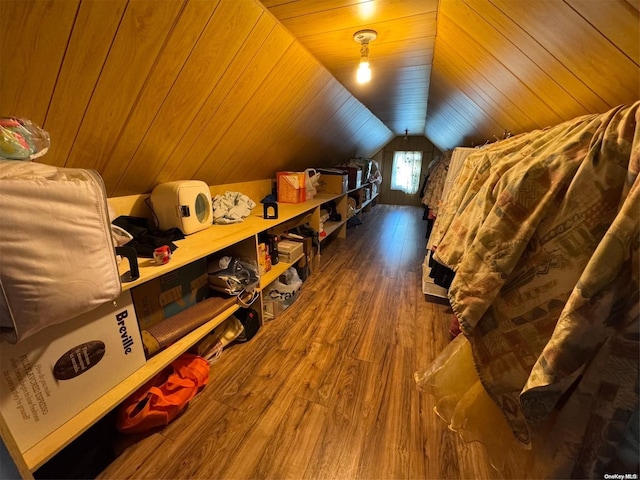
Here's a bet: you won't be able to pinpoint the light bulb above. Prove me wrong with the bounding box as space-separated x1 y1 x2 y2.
357 60 371 83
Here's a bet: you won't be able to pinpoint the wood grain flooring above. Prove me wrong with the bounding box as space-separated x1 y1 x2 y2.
98 205 527 480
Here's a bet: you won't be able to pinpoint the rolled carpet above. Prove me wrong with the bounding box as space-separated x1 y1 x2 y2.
142 296 237 357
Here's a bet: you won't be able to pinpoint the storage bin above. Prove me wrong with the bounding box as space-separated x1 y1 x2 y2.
277 172 306 203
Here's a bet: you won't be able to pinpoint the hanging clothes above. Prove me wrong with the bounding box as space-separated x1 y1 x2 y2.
421 150 451 216
415 101 640 478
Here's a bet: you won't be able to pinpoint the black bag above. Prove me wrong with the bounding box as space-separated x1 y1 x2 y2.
235 308 260 342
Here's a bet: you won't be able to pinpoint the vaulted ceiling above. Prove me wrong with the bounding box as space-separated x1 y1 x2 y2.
262 0 639 151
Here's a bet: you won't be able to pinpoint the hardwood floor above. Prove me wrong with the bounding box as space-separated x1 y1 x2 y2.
98 205 525 480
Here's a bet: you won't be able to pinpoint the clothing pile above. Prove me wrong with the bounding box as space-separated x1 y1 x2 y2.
212 191 256 224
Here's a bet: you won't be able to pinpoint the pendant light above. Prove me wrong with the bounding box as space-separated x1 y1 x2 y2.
353 29 377 84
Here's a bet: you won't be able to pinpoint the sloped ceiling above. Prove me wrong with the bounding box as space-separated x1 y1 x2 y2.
262 0 639 151
1 0 638 196
261 0 437 137
0 0 395 196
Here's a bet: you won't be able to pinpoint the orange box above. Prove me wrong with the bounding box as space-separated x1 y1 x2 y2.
277 172 306 203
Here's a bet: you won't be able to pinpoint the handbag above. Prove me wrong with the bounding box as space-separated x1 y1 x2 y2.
207 256 259 306
116 353 209 434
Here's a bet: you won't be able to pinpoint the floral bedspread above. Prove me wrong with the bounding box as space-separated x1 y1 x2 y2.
429 102 639 476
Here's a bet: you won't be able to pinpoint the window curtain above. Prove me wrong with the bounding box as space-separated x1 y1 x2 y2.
391 151 422 194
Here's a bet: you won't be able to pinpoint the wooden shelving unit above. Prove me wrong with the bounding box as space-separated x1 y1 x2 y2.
22 303 239 471
1 180 370 479
258 253 304 290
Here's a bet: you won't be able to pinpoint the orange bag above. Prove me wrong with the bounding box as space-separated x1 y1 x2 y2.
116 353 209 434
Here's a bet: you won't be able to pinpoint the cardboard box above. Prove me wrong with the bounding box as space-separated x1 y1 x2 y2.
131 258 209 331
316 173 348 194
339 166 362 190
283 235 318 273
277 240 304 263
0 291 145 452
277 172 306 203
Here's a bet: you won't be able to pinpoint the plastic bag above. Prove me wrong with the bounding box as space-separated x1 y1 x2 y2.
267 267 302 305
0 117 50 160
116 353 209 434
305 168 321 200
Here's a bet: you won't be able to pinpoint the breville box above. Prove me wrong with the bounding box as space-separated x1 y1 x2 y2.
277 240 304 263
0 291 145 452
131 258 209 331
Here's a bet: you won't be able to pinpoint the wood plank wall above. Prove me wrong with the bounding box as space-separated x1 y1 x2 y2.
373 136 440 207
0 0 394 197
426 0 640 150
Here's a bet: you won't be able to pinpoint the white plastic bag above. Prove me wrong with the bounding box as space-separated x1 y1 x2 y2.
305 169 321 200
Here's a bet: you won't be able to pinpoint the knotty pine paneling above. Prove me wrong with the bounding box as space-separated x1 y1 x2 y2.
373 136 440 207
0 0 393 197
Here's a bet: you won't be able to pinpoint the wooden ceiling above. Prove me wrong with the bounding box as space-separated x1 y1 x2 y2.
0 0 395 196
261 0 437 137
262 0 639 151
1 0 638 196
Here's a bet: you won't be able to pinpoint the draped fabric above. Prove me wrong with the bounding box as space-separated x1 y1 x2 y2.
416 102 640 477
421 150 451 213
390 150 422 194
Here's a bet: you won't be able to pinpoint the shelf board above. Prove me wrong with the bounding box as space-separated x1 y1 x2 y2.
258 253 304 289
22 303 239 471
320 220 346 241
118 194 341 292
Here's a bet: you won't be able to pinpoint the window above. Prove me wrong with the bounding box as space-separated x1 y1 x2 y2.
391 151 422 194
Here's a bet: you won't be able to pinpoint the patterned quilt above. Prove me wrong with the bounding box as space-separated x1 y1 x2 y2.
430 102 639 476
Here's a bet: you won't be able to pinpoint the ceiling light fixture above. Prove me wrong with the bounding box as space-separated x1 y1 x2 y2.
353 29 377 84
